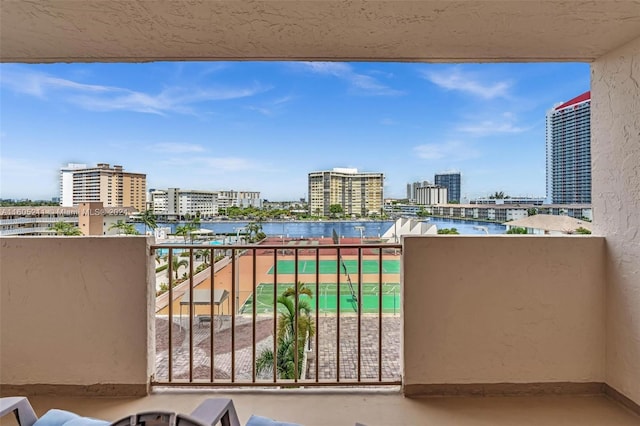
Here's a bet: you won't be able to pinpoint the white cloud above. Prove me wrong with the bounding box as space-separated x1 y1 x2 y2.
0 69 117 97
299 62 403 96
458 121 528 135
148 143 206 153
457 112 529 136
247 95 295 116
301 62 352 77
422 67 511 99
414 141 480 161
0 67 265 115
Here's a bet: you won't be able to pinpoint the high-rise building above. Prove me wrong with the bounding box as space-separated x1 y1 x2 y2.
308 168 384 217
59 163 87 207
546 91 591 204
59 163 147 211
406 180 430 202
434 172 461 203
415 185 448 205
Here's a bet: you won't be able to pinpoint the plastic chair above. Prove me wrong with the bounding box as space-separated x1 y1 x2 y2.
0 397 240 426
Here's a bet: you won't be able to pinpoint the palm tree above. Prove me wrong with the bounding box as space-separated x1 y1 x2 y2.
109 220 140 235
175 223 196 243
171 256 189 280
256 282 315 379
246 221 264 242
155 252 167 265
140 209 157 235
51 221 82 236
195 249 211 265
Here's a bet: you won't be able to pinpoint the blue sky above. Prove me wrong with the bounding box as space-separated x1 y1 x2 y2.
0 61 589 201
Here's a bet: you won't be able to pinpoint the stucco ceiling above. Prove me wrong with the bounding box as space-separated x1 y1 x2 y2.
1 1 639 63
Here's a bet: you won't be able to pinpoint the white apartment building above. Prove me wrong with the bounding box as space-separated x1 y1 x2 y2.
151 188 219 219
217 190 262 210
546 92 592 204
59 163 87 207
415 185 448 205
469 197 546 205
427 203 592 222
406 181 430 202
308 168 384 217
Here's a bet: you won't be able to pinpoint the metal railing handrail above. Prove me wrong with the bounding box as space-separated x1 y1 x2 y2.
152 241 402 388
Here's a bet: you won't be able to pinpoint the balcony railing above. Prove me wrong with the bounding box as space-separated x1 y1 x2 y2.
151 242 402 387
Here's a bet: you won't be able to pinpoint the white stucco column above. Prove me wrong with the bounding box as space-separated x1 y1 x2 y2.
591 36 640 405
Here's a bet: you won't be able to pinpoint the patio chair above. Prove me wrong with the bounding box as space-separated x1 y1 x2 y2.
0 397 305 426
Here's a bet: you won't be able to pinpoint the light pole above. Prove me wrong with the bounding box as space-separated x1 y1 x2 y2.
354 225 365 244
234 226 245 244
473 225 489 235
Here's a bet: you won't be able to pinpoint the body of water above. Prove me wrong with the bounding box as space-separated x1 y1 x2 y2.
138 218 506 237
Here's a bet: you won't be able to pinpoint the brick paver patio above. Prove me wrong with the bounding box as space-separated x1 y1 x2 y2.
155 314 400 383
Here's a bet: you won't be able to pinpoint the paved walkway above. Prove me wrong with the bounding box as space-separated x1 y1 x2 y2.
155 314 400 382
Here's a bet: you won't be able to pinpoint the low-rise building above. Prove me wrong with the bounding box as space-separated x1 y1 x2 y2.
217 190 262 210
504 214 592 235
150 188 219 220
469 197 546 205
427 204 592 222
0 203 134 236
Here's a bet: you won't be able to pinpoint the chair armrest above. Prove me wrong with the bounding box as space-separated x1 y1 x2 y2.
187 399 240 426
0 397 39 426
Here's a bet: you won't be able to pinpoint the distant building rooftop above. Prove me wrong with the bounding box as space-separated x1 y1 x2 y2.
554 91 591 110
504 214 592 233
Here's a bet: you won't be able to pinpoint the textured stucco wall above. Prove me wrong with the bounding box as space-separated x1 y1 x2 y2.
0 237 155 391
403 236 606 386
1 1 640 62
592 36 640 404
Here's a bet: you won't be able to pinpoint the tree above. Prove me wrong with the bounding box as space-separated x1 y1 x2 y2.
51 221 82 236
437 228 459 234
175 223 197 243
416 207 429 217
195 249 211 264
506 227 528 234
256 282 315 380
155 252 167 265
246 221 266 243
140 210 157 235
329 204 343 217
527 208 538 216
171 255 189 280
109 220 139 235
489 191 506 200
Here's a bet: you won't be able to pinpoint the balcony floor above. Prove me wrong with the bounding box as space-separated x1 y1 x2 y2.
10 391 639 426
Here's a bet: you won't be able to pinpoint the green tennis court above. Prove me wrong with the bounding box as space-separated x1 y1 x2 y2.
240 282 401 314
267 259 401 275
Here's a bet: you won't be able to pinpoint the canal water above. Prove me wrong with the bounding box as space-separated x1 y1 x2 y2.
139 217 506 237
